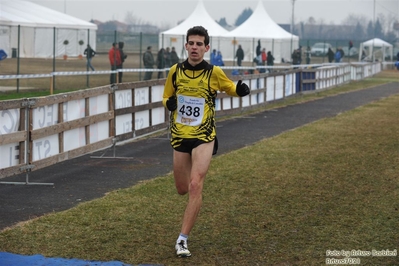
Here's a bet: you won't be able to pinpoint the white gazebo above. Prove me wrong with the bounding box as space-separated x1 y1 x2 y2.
359 38 393 62
158 0 228 60
0 0 97 58
219 0 299 63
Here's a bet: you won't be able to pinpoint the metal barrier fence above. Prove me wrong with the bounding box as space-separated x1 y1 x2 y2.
0 62 381 184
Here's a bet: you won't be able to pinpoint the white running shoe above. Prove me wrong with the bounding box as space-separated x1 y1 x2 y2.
175 240 191 257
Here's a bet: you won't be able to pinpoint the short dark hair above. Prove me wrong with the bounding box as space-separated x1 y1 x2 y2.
147 46 152 50
186 26 209 46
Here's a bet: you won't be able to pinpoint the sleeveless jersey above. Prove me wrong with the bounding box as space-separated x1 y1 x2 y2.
163 60 238 148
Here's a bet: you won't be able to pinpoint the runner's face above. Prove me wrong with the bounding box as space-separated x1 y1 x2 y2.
185 35 209 65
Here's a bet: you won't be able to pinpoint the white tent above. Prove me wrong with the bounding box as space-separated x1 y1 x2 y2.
0 0 97 58
220 0 299 63
158 0 228 60
358 38 393 62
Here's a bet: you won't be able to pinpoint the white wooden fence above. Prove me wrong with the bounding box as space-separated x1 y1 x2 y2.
0 62 381 183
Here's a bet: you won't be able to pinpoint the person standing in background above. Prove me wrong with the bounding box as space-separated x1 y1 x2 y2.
260 48 267 72
143 46 155 80
256 40 261 57
292 48 301 66
84 44 96 71
252 40 263 66
235 44 244 66
298 46 302 64
305 46 311 64
164 47 172 76
156 48 166 79
335 48 344 63
210 49 217 65
214 51 224 66
118 42 127 83
327 48 335 63
261 48 267 65
170 47 180 66
266 51 274 72
108 42 121 84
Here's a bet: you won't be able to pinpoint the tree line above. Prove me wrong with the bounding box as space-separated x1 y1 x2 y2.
97 8 398 45
217 8 398 44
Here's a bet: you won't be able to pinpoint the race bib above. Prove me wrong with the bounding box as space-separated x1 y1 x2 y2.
176 95 205 126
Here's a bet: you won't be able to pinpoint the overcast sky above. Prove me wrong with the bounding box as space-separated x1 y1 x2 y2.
29 0 398 28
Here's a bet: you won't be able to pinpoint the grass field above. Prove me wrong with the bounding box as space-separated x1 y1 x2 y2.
0 54 146 91
0 71 398 265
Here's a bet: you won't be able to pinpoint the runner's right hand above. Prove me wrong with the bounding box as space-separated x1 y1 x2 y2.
166 96 177 111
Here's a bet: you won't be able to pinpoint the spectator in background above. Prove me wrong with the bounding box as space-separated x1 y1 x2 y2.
118 41 127 82
143 46 155 80
214 51 224 66
0 49 7 61
252 40 262 66
305 46 311 64
298 46 303 64
84 44 96 71
261 48 267 65
266 51 274 72
164 47 172 76
396 51 399 61
327 48 335 63
235 44 244 66
256 39 261 59
361 49 367 61
292 48 301 65
210 49 217 65
339 48 345 61
170 47 179 66
164 47 171 68
108 42 121 84
335 48 344 63
156 48 166 79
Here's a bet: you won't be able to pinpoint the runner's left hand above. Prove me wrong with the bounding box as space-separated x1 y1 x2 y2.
236 80 250 97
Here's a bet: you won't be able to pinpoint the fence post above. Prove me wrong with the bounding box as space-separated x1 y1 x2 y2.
50 76 54 95
86 28 90 88
17 25 20 93
0 100 54 186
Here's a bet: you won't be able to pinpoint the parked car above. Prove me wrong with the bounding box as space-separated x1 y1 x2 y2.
311 42 332 56
342 47 359 57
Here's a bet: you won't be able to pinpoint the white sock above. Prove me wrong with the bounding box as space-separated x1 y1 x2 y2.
177 233 188 244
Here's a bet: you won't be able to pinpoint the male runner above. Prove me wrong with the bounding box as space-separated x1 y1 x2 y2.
162 25 250 257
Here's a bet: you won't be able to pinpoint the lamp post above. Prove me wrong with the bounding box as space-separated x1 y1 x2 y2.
372 0 375 62
290 0 297 57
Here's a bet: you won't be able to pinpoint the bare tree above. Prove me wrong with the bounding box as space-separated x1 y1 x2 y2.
342 14 369 29
125 11 143 25
158 21 172 31
307 17 316 25
377 13 387 34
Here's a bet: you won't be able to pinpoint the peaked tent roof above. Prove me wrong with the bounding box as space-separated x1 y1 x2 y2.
161 0 228 36
0 0 97 30
222 1 297 39
361 38 392 47
359 38 393 61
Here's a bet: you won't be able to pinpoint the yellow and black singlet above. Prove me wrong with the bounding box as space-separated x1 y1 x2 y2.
163 60 239 149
